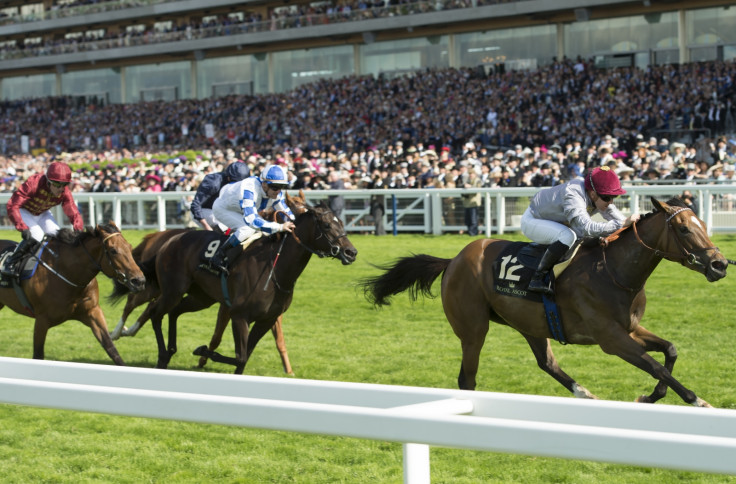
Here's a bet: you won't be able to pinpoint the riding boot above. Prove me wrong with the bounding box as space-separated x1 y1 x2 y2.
2 238 39 277
209 234 240 274
527 241 570 296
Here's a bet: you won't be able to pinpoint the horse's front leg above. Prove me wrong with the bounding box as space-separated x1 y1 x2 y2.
32 318 50 360
629 325 677 404
599 329 711 407
231 315 250 374
150 310 171 369
78 306 125 366
197 304 231 368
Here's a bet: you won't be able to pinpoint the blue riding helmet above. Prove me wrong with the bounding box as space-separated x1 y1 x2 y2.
262 164 288 187
225 161 250 182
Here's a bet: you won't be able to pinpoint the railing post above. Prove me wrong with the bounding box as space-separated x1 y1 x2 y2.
403 443 430 484
157 196 166 232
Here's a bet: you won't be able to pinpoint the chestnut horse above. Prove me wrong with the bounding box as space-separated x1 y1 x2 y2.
112 194 357 373
361 197 728 406
0 223 145 364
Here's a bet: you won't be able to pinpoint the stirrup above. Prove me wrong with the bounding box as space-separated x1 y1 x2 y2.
528 277 553 296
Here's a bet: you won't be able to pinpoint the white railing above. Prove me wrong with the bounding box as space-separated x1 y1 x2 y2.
1 356 736 482
1 184 735 235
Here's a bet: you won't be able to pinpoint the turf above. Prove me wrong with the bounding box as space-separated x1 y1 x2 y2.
0 230 735 483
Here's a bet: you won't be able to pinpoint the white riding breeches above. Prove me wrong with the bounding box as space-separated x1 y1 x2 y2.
19 208 60 242
212 203 258 242
199 208 227 232
521 208 576 247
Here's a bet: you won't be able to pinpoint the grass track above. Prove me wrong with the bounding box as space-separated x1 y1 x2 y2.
1 230 736 483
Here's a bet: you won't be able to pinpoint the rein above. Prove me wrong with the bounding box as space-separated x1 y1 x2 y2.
47 231 125 287
600 207 719 291
264 208 348 293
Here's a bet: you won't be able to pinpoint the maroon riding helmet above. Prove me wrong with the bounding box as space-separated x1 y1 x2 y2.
584 166 626 196
46 162 72 184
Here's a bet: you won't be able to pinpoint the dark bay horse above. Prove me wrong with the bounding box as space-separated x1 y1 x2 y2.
361 197 728 406
109 227 293 375
0 223 145 364
113 194 357 373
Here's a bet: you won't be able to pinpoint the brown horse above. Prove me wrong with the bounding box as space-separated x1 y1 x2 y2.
112 194 357 373
0 223 145 364
109 228 294 375
361 197 728 406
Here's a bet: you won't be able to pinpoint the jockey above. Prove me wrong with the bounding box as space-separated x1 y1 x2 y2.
520 166 640 295
190 161 250 231
209 164 296 274
2 162 84 277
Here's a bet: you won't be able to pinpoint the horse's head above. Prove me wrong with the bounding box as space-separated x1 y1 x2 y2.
286 189 309 216
651 197 727 282
96 222 147 292
294 201 357 265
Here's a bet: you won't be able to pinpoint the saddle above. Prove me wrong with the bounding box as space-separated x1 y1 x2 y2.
0 245 42 287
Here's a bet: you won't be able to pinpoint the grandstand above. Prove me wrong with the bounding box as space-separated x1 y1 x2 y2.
0 0 733 102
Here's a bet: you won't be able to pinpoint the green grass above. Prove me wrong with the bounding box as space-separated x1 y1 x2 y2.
1 230 736 483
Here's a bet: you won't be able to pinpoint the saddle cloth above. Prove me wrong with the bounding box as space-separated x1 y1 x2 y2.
492 241 579 302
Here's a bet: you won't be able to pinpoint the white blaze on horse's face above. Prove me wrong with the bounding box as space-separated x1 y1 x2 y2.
690 215 703 231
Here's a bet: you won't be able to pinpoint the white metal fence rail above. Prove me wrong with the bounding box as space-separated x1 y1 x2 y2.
1 357 736 482
2 184 735 235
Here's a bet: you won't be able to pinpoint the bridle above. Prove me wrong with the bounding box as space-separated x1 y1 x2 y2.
266 207 349 293
600 207 720 291
290 208 349 259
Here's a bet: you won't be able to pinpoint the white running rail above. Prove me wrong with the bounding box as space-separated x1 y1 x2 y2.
1 356 736 482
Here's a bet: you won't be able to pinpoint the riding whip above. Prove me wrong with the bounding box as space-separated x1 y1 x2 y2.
264 233 288 290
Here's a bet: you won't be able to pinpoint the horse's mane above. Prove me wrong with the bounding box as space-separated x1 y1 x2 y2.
52 223 119 246
638 196 687 222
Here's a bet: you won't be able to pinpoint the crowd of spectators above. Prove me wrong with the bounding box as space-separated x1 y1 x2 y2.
0 0 521 58
0 59 735 200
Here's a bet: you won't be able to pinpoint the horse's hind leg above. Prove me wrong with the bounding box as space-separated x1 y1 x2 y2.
523 335 597 399
444 301 489 390
271 315 293 375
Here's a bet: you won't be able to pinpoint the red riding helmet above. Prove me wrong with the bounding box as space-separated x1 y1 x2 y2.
46 162 72 183
584 166 626 196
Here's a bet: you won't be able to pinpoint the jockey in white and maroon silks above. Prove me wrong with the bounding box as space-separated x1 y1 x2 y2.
3 162 84 276
520 166 640 295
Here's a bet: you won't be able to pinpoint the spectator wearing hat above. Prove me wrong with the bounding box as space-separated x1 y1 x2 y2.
461 169 482 236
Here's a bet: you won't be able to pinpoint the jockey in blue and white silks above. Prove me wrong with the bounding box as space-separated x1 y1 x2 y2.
209 164 296 273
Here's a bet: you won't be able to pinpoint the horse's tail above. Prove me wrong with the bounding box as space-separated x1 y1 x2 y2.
107 255 158 306
360 254 451 307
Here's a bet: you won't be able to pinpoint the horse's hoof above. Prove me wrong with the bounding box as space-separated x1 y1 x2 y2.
192 345 207 356
694 397 713 408
635 395 653 403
